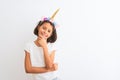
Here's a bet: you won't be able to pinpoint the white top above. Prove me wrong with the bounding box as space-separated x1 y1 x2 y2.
24 41 58 80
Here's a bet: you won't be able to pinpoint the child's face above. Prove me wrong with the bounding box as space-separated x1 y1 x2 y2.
38 22 53 40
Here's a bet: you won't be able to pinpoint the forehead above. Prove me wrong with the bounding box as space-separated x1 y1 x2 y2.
41 22 53 29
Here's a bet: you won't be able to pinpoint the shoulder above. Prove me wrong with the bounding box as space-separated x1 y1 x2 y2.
47 43 57 51
47 43 54 48
24 41 34 53
24 41 34 49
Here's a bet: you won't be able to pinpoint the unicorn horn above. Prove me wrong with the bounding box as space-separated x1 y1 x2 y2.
50 8 60 21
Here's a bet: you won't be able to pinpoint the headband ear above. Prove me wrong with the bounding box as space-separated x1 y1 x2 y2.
50 8 60 21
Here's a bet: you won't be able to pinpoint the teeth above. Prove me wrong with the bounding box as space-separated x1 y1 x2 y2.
41 33 47 38
43 34 47 38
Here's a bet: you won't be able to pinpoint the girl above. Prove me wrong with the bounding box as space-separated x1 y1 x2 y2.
24 9 60 80
25 20 58 80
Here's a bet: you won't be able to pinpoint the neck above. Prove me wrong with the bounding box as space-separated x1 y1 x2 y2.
34 39 41 47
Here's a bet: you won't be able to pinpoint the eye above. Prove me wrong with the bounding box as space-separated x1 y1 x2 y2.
48 30 51 33
42 26 46 30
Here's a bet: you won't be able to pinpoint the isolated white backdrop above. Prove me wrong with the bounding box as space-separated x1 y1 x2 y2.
0 0 120 80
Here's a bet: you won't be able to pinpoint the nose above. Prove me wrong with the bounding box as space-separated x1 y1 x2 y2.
44 30 47 34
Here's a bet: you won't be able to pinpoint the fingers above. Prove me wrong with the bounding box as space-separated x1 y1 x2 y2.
51 50 56 54
48 63 58 72
38 35 47 41
52 50 56 52
53 63 58 70
38 35 43 40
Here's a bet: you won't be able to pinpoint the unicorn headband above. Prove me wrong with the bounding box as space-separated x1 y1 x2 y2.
41 9 60 27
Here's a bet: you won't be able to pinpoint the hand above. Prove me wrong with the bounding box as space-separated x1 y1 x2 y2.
47 63 58 72
51 50 56 54
53 63 58 70
38 35 47 48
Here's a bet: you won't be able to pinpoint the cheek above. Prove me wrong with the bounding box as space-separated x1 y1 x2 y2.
38 30 42 36
38 32 40 36
48 33 52 38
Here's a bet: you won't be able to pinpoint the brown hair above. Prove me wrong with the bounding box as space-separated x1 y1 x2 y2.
34 20 57 43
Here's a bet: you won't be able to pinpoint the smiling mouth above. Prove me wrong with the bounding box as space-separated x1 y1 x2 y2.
41 33 48 38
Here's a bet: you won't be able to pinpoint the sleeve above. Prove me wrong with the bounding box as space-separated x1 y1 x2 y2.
48 43 59 63
24 42 31 53
48 43 57 52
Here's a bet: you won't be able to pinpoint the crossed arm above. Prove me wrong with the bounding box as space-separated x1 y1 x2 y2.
24 50 57 73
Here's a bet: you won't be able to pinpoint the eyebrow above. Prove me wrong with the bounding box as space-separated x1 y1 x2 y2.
43 25 52 31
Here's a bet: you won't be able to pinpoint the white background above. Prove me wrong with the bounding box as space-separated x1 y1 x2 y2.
0 0 120 80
